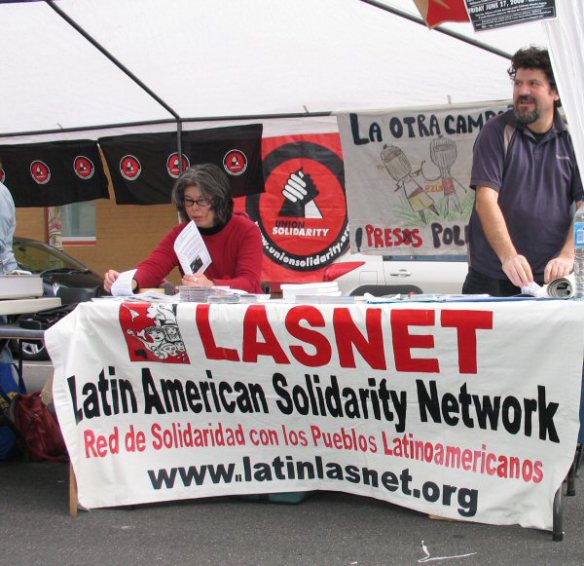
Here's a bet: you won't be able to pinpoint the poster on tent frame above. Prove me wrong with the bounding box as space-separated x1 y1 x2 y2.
466 0 556 32
337 101 510 257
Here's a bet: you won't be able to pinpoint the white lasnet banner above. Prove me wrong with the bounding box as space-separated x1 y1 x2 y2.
46 299 584 530
337 101 511 256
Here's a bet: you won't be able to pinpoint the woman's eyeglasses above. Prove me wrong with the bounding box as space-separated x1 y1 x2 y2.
184 197 212 208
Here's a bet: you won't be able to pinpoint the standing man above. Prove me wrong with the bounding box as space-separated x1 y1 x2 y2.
463 46 584 296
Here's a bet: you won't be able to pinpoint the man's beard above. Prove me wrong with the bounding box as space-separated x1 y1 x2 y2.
513 96 539 125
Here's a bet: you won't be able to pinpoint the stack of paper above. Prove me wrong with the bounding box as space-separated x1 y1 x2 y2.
294 294 355 304
208 294 241 304
280 281 341 301
0 273 43 299
179 286 244 303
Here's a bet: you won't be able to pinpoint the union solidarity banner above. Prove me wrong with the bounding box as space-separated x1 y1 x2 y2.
337 101 510 257
0 140 109 207
46 299 584 530
99 125 264 205
243 133 349 283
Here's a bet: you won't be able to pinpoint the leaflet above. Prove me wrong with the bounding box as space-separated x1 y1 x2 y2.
173 221 212 276
521 273 574 299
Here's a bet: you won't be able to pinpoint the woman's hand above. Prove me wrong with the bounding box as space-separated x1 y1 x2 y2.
104 269 120 293
182 273 214 288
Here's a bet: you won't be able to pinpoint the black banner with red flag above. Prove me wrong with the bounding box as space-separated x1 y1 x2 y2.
99 124 264 205
0 140 109 207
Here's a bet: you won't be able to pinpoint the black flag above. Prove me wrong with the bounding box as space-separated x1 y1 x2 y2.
0 140 109 207
99 124 264 205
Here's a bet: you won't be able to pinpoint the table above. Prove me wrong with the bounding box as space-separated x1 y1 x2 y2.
0 297 60 389
46 299 584 533
0 297 60 316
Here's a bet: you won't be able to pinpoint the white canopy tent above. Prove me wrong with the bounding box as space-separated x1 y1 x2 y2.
544 2 584 180
1 0 547 143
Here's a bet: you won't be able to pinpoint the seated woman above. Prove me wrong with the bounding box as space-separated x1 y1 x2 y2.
104 163 263 294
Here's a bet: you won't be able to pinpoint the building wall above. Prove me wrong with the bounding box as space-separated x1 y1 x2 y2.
14 193 183 287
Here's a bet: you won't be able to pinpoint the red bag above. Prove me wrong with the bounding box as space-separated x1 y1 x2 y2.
10 393 67 462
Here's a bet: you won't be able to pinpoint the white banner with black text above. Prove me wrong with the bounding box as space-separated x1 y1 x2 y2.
46 299 584 530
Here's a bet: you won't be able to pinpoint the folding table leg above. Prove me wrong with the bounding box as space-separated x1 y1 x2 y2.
69 462 78 517
567 451 578 496
552 488 563 541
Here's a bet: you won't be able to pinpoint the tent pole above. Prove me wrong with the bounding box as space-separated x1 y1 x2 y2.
43 0 181 123
357 0 513 60
177 120 184 174
43 0 184 153
0 112 333 140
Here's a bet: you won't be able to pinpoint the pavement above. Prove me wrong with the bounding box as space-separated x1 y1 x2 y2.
1 363 584 566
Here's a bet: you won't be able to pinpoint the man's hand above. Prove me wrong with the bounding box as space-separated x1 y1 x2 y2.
501 255 534 288
544 256 573 284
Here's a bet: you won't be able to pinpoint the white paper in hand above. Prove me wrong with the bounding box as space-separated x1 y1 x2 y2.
520 281 544 297
173 221 212 275
111 269 138 296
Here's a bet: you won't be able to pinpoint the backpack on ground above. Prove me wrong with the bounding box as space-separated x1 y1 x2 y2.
0 365 68 462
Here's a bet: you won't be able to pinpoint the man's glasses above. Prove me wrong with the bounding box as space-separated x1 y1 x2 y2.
184 197 212 208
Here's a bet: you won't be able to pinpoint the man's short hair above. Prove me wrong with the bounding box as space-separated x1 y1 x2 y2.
508 46 559 107
508 46 556 89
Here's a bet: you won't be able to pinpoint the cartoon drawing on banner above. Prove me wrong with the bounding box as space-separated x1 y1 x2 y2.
428 136 465 216
119 303 189 363
380 136 471 226
380 144 438 225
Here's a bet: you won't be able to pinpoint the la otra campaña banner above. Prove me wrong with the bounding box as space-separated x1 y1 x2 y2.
337 101 510 256
46 300 584 530
235 133 349 284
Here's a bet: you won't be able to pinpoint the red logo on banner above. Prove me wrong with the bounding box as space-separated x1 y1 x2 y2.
166 153 190 178
223 149 248 176
30 160 51 185
0 168 5 183
247 137 349 274
74 155 95 180
119 303 190 364
120 155 142 181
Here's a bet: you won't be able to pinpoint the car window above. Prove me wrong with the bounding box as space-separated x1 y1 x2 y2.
13 241 86 273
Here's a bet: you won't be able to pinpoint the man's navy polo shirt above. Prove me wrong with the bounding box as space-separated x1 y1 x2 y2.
468 109 583 281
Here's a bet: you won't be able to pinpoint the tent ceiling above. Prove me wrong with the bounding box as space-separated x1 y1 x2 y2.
1 0 546 141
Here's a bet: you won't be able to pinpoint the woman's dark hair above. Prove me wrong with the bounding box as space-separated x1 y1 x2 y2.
171 163 234 225
507 46 560 106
